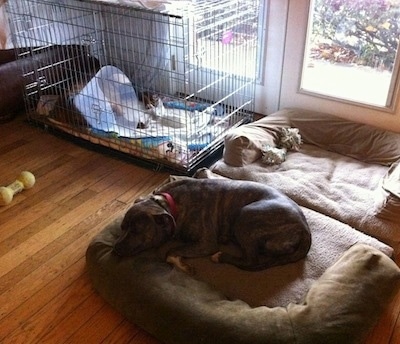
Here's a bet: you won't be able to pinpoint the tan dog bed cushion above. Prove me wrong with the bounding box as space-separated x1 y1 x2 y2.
86 215 400 344
224 108 400 167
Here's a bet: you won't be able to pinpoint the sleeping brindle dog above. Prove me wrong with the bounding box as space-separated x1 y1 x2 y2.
113 179 311 274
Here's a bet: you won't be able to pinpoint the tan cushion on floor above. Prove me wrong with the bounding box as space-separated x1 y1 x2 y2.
223 108 400 167
287 244 400 344
87 216 400 344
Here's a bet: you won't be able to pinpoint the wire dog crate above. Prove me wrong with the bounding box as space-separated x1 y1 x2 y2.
6 0 260 173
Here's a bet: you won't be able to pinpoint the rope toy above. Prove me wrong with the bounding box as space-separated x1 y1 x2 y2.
0 171 36 206
261 127 302 165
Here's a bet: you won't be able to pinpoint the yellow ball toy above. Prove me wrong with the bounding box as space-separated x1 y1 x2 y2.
0 171 36 206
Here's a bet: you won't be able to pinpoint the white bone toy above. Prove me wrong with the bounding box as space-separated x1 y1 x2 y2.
0 171 36 206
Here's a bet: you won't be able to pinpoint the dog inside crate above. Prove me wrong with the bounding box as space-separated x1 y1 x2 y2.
7 0 258 171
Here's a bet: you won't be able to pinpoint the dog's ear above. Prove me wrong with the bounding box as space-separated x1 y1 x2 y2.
134 196 148 204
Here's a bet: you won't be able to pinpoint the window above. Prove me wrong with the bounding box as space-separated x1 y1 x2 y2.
301 0 400 108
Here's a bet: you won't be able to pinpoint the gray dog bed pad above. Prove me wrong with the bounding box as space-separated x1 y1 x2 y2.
86 214 400 344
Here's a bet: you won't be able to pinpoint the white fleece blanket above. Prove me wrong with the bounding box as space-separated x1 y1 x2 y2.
212 144 400 251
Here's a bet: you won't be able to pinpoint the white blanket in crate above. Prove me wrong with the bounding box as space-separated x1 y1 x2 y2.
74 65 214 145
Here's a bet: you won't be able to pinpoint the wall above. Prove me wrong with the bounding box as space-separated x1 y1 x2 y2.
254 0 288 115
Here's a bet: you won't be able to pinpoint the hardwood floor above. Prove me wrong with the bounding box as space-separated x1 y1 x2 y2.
1 116 167 343
1 116 399 343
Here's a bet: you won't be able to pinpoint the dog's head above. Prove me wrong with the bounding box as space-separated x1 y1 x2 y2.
113 196 175 256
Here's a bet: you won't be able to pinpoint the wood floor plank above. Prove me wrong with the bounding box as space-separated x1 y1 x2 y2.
384 292 400 344
0 152 116 239
128 331 161 344
390 315 400 344
0 202 76 257
89 163 151 193
0 138 29 155
0 132 69 178
36 292 108 344
33 154 77 179
116 172 169 205
0 199 58 242
62 301 127 344
3 272 95 344
0 120 27 144
0 199 126 324
0 210 122 342
101 320 144 344
0 154 94 233
0 190 100 293
0 258 87 342
364 292 400 343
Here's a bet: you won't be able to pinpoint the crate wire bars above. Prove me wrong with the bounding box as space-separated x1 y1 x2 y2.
6 0 260 173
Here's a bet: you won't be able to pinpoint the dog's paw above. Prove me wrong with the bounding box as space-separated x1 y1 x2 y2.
211 251 222 263
166 255 195 275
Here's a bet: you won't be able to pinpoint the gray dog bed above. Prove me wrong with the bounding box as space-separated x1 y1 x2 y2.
86 213 400 344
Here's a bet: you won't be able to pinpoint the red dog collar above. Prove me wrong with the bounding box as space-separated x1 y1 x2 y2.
159 192 178 220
